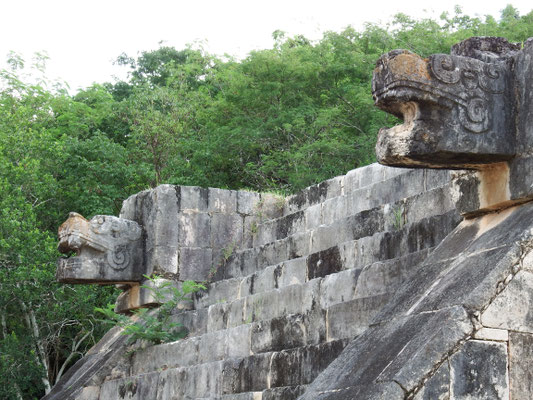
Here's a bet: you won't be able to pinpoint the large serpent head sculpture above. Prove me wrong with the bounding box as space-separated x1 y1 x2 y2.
372 37 521 169
57 212 144 284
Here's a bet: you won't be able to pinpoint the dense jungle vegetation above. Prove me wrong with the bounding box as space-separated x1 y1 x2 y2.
1 5 533 398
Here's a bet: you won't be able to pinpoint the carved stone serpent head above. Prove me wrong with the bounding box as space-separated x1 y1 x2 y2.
372 37 520 169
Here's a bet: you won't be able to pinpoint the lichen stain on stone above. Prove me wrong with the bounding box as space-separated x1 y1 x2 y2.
476 205 515 238
478 162 511 209
388 52 431 82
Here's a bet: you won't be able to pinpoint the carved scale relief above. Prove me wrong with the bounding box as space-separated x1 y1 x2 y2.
430 54 505 133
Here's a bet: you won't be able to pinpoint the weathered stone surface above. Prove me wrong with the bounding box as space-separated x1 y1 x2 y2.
301 306 472 399
57 212 143 283
326 294 390 341
373 38 516 168
100 372 159 400
412 361 449 400
262 385 306 400
178 210 210 247
450 340 509 399
474 327 509 341
179 185 209 211
481 269 533 333
179 247 213 281
509 331 533 399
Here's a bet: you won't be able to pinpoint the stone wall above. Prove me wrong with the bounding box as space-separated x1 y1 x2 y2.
44 163 466 400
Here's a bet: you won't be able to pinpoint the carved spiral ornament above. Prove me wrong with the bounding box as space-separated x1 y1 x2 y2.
430 54 461 84
479 63 505 93
459 97 489 133
107 245 130 271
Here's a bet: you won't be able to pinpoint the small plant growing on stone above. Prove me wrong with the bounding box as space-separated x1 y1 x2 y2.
391 205 405 230
95 275 205 345
250 221 258 235
223 242 236 261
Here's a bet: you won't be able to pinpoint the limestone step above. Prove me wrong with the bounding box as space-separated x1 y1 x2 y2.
157 259 427 369
252 171 454 250
196 386 307 400
282 164 451 217
99 341 346 399
220 186 459 283
195 241 433 311
198 206 459 312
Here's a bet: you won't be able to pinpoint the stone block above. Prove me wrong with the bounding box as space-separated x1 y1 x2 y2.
252 265 279 293
276 210 305 240
242 216 259 249
244 291 280 324
481 270 533 333
279 258 307 287
278 279 320 317
339 240 357 270
382 165 409 181
251 314 309 354
207 302 229 332
450 340 509 399
178 211 210 247
509 331 533 399
227 324 252 358
424 169 452 191
147 245 179 276
306 181 329 206
179 247 212 281
180 185 208 211
237 190 261 215
194 278 240 309
172 308 208 337
305 203 322 230
259 193 285 219
257 240 288 268
322 196 347 226
356 163 382 188
132 336 199 374
403 186 455 226
288 231 311 259
474 327 509 341
234 353 273 393
227 298 247 328
100 372 160 400
319 268 360 308
269 340 347 387
209 188 237 214
240 248 259 277
255 219 276 247
198 330 228 363
326 294 390 341
284 191 308 215
211 213 243 249
307 246 344 280
310 225 339 253
413 361 449 400
343 168 360 193
346 186 372 215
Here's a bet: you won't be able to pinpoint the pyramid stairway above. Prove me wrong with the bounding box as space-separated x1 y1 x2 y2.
44 164 463 400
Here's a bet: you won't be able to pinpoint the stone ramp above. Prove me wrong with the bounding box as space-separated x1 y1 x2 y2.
299 202 533 399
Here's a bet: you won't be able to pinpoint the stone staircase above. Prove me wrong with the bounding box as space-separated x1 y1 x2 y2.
88 164 462 400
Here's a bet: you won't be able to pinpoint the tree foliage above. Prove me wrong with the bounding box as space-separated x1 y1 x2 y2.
1 6 533 398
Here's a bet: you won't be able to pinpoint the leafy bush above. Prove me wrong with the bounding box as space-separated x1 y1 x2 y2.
95 276 205 345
